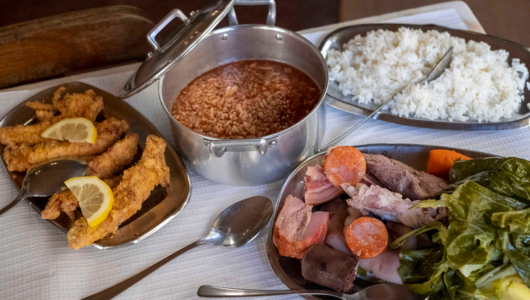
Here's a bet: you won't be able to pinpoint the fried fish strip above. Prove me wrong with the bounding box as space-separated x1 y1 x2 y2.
0 87 104 146
3 118 129 172
86 134 139 178
67 135 170 249
0 122 52 146
41 175 123 220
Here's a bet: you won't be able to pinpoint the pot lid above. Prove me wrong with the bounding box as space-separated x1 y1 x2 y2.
120 0 235 98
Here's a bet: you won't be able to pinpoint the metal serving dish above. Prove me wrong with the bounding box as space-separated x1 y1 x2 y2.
320 24 530 131
0 82 192 249
266 143 495 299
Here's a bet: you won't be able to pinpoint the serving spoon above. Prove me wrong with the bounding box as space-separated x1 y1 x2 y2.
83 195 274 300
198 283 426 300
0 158 88 216
317 47 454 152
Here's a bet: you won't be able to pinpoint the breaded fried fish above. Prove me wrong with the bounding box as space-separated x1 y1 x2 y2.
86 133 139 179
3 118 128 172
67 135 169 249
0 87 104 146
42 175 122 220
41 134 138 220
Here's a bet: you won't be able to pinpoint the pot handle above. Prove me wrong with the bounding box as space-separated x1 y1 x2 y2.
147 9 189 51
228 0 276 26
204 138 278 157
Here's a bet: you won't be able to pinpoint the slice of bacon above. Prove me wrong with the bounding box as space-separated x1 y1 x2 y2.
304 165 344 205
273 195 329 259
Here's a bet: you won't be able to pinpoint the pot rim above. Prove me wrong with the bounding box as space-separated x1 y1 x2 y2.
158 24 329 142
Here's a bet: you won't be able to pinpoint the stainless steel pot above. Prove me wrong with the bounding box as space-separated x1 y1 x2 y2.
157 1 328 185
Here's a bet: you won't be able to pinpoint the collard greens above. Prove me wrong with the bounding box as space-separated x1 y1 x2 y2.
450 157 530 205
391 178 530 299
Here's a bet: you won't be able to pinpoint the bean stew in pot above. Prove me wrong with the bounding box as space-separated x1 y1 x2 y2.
171 60 321 139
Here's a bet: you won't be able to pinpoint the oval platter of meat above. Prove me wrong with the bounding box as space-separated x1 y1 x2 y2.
0 82 192 249
267 144 530 299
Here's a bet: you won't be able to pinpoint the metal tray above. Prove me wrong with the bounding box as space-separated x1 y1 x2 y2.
0 82 192 249
319 24 530 131
266 144 496 299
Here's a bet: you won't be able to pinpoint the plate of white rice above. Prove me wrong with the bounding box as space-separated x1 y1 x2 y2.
320 24 530 130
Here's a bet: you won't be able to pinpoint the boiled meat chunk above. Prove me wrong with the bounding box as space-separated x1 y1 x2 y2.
273 195 329 259
304 165 344 205
344 183 447 228
364 154 449 200
359 250 403 284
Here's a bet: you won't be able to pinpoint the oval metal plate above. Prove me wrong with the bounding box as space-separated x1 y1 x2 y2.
0 82 192 249
266 144 497 299
319 24 530 131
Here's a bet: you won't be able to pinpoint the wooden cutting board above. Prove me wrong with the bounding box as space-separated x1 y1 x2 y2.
0 6 154 89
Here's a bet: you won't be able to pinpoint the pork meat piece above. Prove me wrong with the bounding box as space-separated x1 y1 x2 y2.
321 199 352 254
364 154 449 200
344 183 447 228
304 165 344 205
359 250 403 284
302 244 359 293
273 195 329 259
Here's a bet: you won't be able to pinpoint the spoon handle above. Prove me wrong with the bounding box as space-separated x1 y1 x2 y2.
0 191 27 216
197 285 347 299
82 239 205 300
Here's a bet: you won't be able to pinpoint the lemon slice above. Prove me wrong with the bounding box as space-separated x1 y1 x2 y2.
65 176 114 228
41 117 97 143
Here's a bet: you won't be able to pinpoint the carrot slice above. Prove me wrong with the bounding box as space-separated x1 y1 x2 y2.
427 149 472 180
323 146 366 187
345 216 388 259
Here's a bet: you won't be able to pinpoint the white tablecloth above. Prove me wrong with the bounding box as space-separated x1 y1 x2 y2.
1 8 526 300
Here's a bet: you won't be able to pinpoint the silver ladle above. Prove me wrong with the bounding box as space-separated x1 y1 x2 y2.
198 283 425 300
317 47 454 152
83 195 274 300
0 158 88 216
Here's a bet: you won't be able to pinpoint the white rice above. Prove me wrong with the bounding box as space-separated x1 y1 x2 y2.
327 27 529 122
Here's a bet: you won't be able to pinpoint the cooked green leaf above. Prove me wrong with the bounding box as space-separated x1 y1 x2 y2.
453 271 491 300
499 231 530 287
444 181 519 268
447 181 524 226
450 158 530 205
513 233 530 256
398 247 448 295
493 208 530 234
450 157 508 183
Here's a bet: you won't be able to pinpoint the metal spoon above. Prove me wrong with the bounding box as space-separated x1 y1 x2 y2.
0 158 88 216
198 283 425 300
83 195 274 300
317 47 454 152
